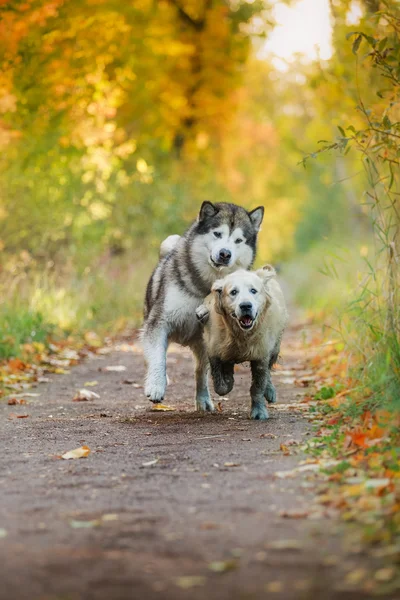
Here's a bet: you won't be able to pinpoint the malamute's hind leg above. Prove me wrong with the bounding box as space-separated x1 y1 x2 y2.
142 324 168 403
192 342 214 412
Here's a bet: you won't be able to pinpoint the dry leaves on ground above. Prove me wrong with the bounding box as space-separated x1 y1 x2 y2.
61 445 91 460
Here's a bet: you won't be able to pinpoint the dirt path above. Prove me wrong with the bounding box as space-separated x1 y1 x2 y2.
0 321 392 600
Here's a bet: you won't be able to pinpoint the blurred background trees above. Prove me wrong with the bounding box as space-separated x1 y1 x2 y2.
0 0 399 342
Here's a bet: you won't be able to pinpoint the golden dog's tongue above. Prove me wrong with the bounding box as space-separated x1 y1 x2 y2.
240 316 253 327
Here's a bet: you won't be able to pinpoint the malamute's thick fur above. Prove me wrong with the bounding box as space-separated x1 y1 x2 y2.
196 266 288 420
142 201 264 411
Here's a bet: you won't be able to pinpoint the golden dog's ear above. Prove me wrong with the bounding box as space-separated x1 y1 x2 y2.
255 264 276 300
212 279 223 294
256 264 276 282
212 279 224 315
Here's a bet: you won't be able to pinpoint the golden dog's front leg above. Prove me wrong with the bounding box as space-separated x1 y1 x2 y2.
209 357 234 396
250 360 270 420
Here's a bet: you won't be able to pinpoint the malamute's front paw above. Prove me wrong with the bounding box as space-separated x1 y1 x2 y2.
145 379 167 403
264 382 277 404
250 402 269 420
196 304 210 325
196 393 215 413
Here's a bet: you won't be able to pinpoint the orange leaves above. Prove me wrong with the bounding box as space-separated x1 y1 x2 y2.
348 429 367 449
6 358 27 373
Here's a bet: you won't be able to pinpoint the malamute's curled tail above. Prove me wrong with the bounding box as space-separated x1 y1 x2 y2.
159 234 181 259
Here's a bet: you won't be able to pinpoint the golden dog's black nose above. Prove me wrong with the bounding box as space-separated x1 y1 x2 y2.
239 302 252 313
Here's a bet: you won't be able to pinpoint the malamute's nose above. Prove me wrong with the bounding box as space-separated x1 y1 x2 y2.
218 248 231 264
239 302 252 314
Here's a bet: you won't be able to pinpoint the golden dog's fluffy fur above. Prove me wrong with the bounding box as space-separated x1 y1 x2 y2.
196 265 288 419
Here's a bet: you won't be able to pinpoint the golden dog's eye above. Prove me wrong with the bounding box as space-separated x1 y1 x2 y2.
250 288 258 295
235 238 243 244
213 231 222 239
230 289 238 297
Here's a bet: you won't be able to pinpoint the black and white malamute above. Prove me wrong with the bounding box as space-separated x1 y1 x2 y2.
142 201 264 411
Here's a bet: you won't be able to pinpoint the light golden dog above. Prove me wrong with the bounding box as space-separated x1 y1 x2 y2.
196 266 288 419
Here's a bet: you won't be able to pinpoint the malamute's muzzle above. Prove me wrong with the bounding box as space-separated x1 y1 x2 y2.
211 248 232 267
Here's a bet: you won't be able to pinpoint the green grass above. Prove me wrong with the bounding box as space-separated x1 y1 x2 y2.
0 252 154 360
0 308 55 360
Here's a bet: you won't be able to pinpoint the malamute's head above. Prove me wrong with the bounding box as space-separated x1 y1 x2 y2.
192 201 264 274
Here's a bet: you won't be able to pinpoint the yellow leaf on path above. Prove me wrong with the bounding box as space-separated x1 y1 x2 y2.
280 443 290 455
151 404 175 412
84 381 98 387
208 560 238 573
266 539 304 550
175 576 206 589
374 567 396 582
345 569 367 585
265 582 283 593
61 445 90 460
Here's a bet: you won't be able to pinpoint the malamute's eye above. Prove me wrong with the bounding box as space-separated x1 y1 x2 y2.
213 231 222 239
250 288 258 295
230 289 238 297
235 238 243 244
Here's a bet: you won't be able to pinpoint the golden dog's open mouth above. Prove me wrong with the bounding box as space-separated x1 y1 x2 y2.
238 315 254 330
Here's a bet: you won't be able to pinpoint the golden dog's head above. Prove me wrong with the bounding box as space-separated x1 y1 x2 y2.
212 265 276 332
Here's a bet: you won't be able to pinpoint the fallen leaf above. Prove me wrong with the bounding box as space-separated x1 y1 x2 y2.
374 567 396 582
7 358 26 372
345 569 367 585
208 560 238 573
217 402 223 412
69 519 100 529
260 433 277 439
150 404 175 412
73 389 100 401
349 429 367 448
7 398 27 405
84 380 98 387
279 509 309 519
101 513 118 521
265 581 283 593
103 365 126 372
0 528 7 538
266 539 304 550
8 413 29 419
223 462 241 467
61 445 91 460
280 443 290 456
141 459 159 467
175 576 206 589
199 522 219 530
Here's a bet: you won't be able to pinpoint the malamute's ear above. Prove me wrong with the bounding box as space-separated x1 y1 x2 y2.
248 206 264 231
199 201 218 221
